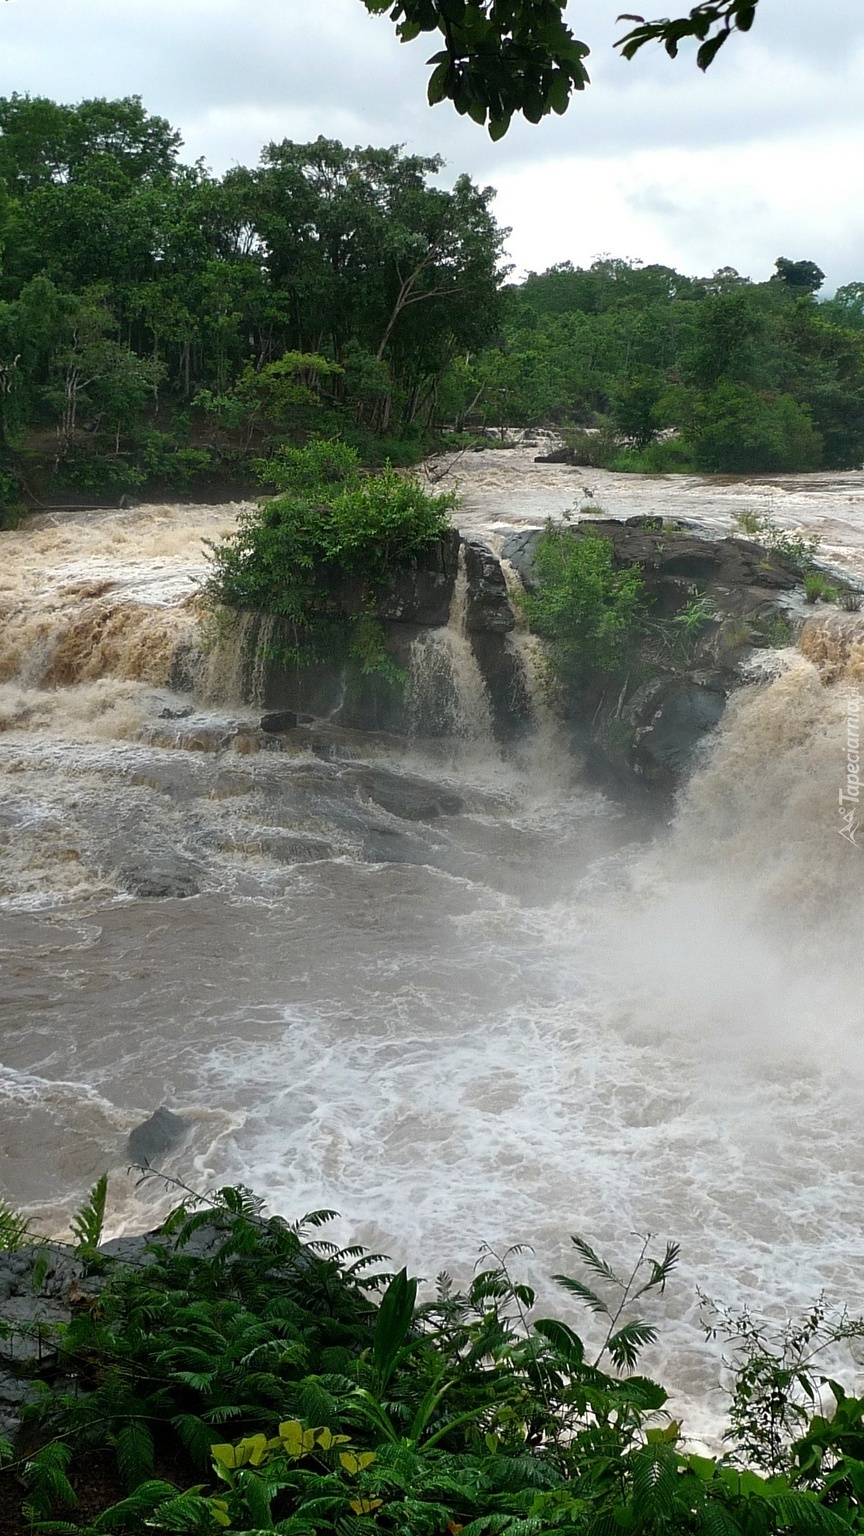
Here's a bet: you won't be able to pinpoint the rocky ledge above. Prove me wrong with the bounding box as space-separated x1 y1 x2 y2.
503 515 809 795
193 516 831 801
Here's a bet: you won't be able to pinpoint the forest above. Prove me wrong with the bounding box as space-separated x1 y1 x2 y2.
1 92 864 522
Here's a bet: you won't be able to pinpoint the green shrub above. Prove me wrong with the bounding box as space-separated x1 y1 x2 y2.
0 466 26 528
609 437 695 474
139 432 212 488
732 510 821 571
522 525 646 680
685 384 823 474
263 439 362 495
562 425 618 467
803 571 838 604
7 1183 864 1536
207 457 455 669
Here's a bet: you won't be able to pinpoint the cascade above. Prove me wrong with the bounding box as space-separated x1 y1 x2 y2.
407 544 495 742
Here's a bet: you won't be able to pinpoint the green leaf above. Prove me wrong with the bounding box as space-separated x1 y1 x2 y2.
696 32 728 69
373 1267 418 1387
114 1420 155 1491
552 1275 609 1315
71 1172 108 1254
569 1235 620 1285
0 1196 32 1251
607 1319 658 1370
533 1317 585 1362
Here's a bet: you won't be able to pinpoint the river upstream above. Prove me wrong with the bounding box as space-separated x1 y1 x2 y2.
2 448 864 1435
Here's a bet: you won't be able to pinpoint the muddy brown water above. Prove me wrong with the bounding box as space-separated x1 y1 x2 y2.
2 451 864 1435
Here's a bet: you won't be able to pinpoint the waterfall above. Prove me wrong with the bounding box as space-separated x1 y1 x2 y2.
407 546 495 742
197 610 284 707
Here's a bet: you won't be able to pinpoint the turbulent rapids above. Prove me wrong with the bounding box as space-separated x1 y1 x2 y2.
2 452 864 1436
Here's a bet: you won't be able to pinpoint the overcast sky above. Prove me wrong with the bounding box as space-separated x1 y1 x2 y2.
2 0 863 290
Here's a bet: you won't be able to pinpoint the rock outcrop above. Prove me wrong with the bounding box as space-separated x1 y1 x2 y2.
503 515 805 795
222 516 815 799
0 1223 237 1441
251 530 525 740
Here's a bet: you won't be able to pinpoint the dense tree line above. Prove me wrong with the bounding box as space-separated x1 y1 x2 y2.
1 91 863 519
448 256 864 473
0 94 505 510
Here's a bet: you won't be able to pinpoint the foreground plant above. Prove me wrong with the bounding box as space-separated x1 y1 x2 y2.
521 523 646 682
2 1180 864 1534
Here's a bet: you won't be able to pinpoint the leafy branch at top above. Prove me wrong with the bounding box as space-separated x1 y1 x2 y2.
361 0 762 136
617 0 759 71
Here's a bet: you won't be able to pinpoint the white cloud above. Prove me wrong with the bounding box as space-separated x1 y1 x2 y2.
494 133 864 287
1 0 863 286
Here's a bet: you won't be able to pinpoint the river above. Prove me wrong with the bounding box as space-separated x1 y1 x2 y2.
1 448 863 1435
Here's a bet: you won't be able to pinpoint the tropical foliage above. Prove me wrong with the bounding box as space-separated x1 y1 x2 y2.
445 257 864 473
521 526 646 680
206 443 455 669
4 1181 864 1534
2 92 864 526
0 97 505 520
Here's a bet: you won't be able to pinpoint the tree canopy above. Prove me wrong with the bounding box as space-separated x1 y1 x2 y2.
0 91 860 520
361 0 762 135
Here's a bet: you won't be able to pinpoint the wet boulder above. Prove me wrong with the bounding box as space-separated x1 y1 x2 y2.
347 765 464 820
260 709 299 733
117 853 201 899
126 1106 191 1167
462 539 516 633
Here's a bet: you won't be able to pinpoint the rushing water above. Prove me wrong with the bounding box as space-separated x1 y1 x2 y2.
2 451 864 1436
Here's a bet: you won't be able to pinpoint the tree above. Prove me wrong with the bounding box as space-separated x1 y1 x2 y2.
362 0 762 135
771 257 826 296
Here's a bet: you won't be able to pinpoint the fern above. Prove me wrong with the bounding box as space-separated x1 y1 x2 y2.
88 1480 179 1531
0 1193 32 1250
24 1441 78 1519
569 1235 621 1286
606 1320 659 1371
113 1419 155 1490
551 1275 609 1315
630 1443 680 1525
71 1173 108 1255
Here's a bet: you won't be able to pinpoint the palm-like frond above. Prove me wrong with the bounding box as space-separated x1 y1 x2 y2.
569 1235 621 1286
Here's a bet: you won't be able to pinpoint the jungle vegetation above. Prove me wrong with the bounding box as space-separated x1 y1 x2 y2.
0 94 862 526
3 1179 864 1535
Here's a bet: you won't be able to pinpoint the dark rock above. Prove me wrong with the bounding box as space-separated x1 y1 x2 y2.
462 539 516 633
254 835 335 863
260 709 299 733
630 680 727 784
117 854 201 899
359 827 434 864
469 630 532 743
158 704 194 720
374 528 461 625
127 1106 191 1168
348 766 463 820
534 446 575 464
503 521 800 594
501 528 544 591
503 516 806 800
